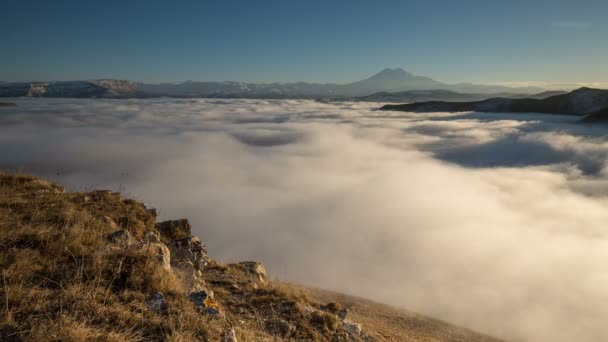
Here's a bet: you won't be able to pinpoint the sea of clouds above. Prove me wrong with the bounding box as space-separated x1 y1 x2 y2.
2 98 608 341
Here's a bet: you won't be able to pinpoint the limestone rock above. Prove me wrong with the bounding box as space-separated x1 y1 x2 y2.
139 242 171 270
169 236 209 270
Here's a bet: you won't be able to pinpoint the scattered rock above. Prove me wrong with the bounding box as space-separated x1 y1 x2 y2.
188 289 221 315
235 261 267 283
145 292 168 313
187 289 214 308
82 194 92 202
224 327 237 342
155 219 192 241
107 229 132 247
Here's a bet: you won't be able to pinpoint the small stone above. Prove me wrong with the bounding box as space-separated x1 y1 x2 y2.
145 292 168 313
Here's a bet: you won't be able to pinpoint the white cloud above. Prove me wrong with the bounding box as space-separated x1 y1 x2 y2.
2 98 608 341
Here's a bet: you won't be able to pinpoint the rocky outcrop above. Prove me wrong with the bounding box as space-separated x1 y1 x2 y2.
168 236 209 269
381 87 608 116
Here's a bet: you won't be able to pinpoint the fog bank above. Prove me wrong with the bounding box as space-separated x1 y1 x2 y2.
2 98 608 341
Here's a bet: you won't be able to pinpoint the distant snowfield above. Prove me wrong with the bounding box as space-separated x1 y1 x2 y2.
2 98 608 342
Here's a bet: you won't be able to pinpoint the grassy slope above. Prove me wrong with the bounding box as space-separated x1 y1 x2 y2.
308 288 500 342
0 173 502 341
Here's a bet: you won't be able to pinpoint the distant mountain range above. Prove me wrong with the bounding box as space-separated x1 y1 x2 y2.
0 68 549 100
380 87 608 122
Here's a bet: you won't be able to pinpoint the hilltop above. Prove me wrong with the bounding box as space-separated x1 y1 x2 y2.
0 173 500 341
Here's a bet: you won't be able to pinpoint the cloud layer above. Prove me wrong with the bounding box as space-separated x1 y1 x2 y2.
2 98 608 341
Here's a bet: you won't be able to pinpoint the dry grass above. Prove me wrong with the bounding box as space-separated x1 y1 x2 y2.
0 173 220 341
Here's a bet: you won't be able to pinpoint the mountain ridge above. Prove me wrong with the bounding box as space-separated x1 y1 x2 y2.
0 68 547 99
380 87 608 121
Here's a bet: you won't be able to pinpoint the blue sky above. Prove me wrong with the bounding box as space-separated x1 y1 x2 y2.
2 0 607 84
